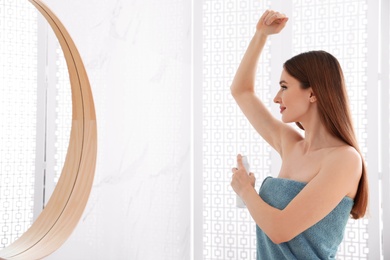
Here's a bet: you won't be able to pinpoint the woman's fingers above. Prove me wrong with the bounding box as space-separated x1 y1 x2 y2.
264 11 287 25
257 10 288 35
259 9 270 25
263 10 275 25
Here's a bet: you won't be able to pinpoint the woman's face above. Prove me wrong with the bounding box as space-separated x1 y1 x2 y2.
273 69 314 123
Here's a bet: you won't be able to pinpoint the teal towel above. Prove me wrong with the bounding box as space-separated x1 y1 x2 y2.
256 177 353 260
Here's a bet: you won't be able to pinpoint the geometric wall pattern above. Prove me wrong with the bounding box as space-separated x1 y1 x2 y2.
0 1 37 248
0 1 71 248
203 1 272 259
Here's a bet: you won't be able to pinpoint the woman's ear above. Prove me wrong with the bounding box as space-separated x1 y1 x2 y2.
309 93 317 102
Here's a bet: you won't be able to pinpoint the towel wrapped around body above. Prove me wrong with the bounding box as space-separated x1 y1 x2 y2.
256 177 353 260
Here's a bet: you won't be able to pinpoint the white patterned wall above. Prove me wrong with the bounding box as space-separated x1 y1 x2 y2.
0 1 37 248
202 1 272 259
0 2 74 247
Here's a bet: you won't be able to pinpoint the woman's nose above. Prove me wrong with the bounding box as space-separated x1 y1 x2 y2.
273 92 281 104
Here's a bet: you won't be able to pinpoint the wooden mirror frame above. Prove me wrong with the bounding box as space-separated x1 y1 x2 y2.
0 0 97 259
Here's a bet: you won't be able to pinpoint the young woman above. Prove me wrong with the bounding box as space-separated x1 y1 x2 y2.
230 10 368 259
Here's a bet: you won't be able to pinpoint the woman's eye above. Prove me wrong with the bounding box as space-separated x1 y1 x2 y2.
280 86 287 90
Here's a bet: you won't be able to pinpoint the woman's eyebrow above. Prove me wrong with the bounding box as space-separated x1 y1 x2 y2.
279 80 288 85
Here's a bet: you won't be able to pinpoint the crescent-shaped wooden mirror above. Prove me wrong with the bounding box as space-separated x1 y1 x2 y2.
0 0 97 259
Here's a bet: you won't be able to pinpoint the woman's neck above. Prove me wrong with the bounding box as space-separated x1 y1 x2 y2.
300 119 344 153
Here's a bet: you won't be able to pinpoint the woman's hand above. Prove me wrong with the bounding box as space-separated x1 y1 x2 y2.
231 154 256 198
256 10 288 36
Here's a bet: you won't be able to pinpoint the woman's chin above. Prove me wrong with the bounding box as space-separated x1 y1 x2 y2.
280 116 291 123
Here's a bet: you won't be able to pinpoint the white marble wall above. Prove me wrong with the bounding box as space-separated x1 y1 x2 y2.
44 0 192 259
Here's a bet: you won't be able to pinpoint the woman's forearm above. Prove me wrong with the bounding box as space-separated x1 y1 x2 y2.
241 187 286 244
230 32 268 95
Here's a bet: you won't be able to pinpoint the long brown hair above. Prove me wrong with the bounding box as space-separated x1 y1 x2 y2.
283 51 368 219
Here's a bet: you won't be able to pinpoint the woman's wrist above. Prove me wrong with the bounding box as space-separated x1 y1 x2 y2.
240 185 257 204
253 31 268 43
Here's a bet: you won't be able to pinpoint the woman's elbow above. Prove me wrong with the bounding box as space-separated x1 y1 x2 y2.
230 85 239 97
230 85 253 99
266 227 295 245
269 234 288 245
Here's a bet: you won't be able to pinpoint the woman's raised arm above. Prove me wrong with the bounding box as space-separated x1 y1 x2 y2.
230 10 292 153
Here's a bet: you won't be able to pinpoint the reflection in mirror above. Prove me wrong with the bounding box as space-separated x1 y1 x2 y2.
0 1 71 248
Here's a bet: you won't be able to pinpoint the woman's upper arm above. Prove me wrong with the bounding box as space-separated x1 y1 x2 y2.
232 90 301 154
274 148 362 242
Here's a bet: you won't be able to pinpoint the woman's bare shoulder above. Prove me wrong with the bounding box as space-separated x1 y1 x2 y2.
323 145 362 172
320 145 362 198
328 145 361 163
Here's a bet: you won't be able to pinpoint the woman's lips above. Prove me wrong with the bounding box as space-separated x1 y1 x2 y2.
280 106 286 113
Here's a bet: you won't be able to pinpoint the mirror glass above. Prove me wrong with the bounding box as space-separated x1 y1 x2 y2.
0 1 71 248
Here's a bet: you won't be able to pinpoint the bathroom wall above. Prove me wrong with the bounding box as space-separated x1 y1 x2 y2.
44 0 192 259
